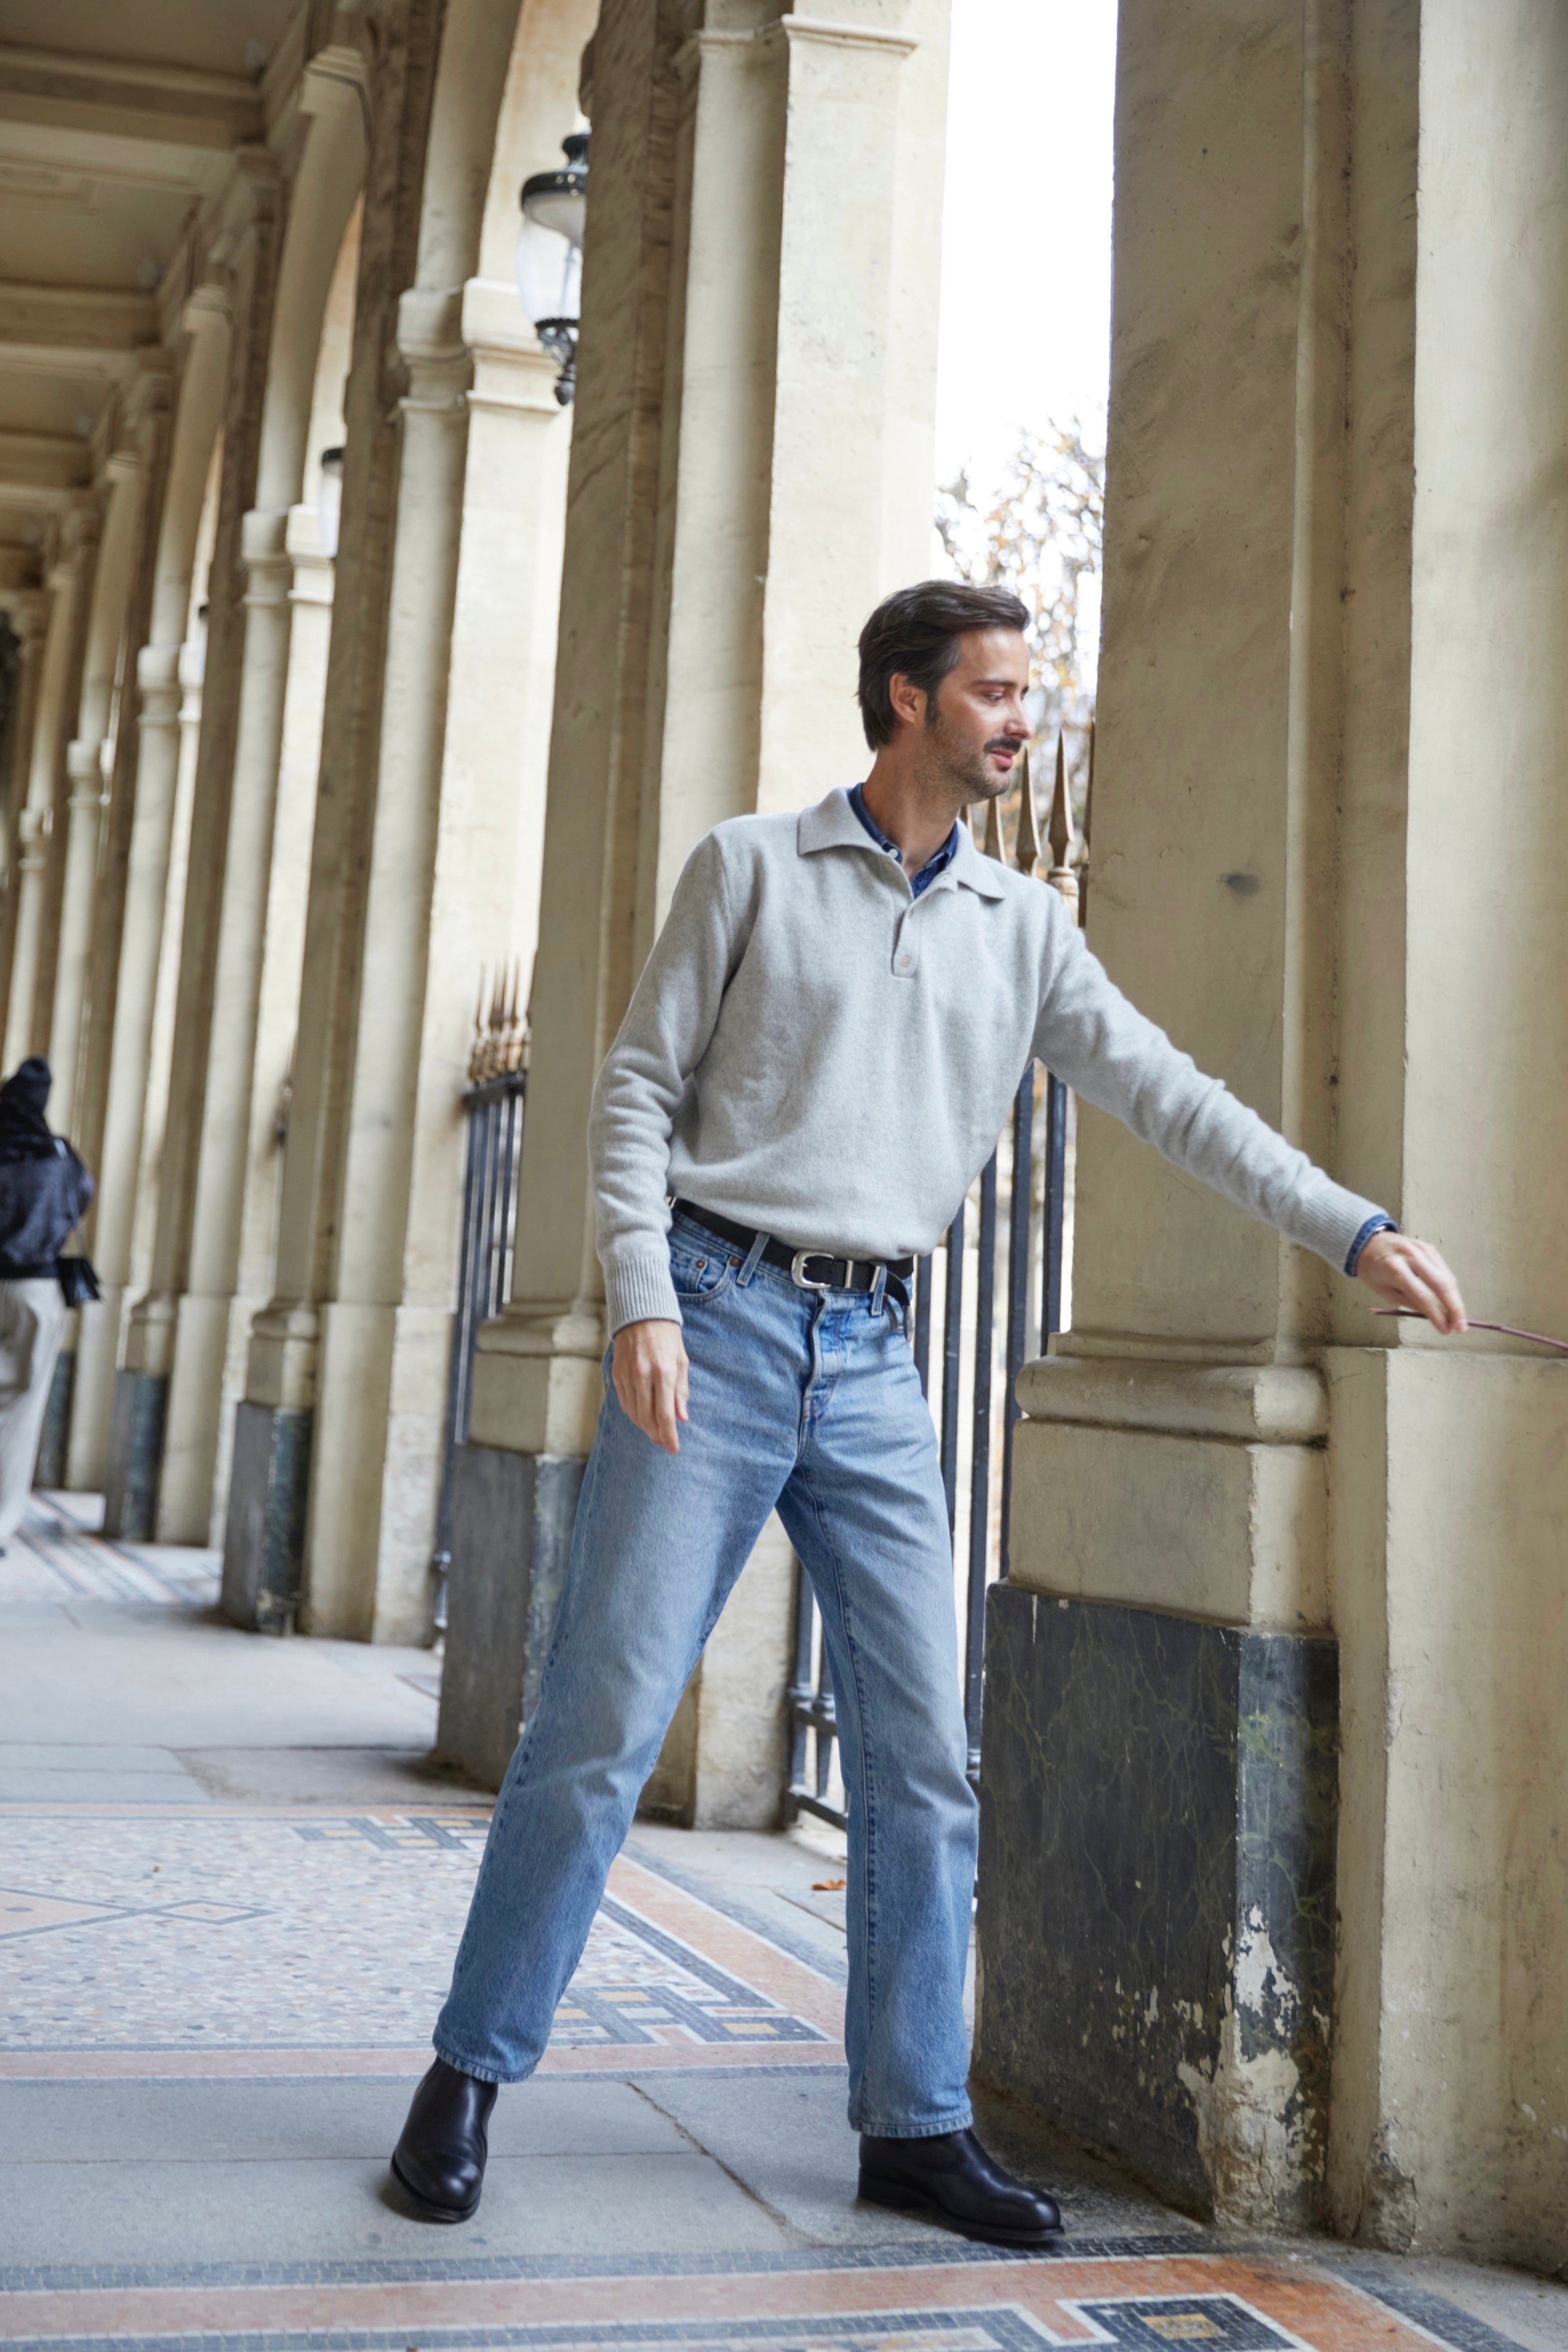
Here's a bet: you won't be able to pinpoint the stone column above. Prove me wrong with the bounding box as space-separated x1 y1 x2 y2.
26 502 105 1075
203 504 336 1540
138 83 364 1548
220 0 452 1631
442 0 949 1799
977 0 1568 2267
972 0 1368 2234
103 156 284 1539
49 437 146 1130
4 514 96 1075
0 597 47 1057
67 304 223 1492
227 0 590 1641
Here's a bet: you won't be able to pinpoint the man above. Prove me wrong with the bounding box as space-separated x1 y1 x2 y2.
393 581 1464 2239
0 1057 93 1550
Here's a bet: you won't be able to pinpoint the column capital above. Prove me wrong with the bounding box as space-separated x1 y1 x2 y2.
396 287 472 415
239 506 293 604
136 640 183 727
1020 1355 1329 1444
284 503 335 603
459 280 565 418
773 10 917 59
64 739 107 804
468 1305 605 1460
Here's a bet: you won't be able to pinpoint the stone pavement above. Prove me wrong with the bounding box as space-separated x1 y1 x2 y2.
3 1494 1567 2352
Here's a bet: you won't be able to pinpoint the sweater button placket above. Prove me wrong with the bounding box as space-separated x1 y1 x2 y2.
894 918 917 978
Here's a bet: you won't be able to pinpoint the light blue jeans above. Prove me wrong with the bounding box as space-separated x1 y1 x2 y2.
435 1208 977 2136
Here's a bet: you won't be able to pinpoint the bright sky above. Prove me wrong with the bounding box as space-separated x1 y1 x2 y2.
935 0 1117 501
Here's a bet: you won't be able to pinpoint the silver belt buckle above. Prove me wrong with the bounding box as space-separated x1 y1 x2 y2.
791 1249 853 1292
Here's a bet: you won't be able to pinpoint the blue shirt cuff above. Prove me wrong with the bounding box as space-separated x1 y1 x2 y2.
1345 1214 1398 1277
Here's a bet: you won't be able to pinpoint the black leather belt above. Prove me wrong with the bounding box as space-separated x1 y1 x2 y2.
672 1199 913 1295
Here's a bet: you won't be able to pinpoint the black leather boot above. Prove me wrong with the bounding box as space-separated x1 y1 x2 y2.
391 2058 498 2222
859 2128 1063 2245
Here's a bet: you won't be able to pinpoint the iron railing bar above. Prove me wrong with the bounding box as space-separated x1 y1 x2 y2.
432 1068 526 1636
792 1792 850 1830
433 1098 487 1575
1041 1069 1068 1340
965 1151 998 1774
785 1560 817 1822
939 1202 964 1532
493 1093 520 1316
462 1100 497 1434
1000 1062 1036 1579
815 1651 837 1803
913 1253 934 1396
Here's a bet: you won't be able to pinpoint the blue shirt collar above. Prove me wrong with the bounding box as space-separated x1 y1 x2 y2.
847 782 962 898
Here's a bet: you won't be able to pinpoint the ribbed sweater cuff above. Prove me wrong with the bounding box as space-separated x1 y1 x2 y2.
1290 1185 1394 1276
605 1251 683 1335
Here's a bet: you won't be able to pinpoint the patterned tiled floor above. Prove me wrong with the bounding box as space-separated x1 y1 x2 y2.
0 1808 839 2075
0 1501 1546 2352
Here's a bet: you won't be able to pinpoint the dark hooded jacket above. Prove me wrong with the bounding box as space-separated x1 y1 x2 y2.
0 1058 93 1278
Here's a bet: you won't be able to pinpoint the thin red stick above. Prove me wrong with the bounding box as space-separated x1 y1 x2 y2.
1374 1310 1568 1356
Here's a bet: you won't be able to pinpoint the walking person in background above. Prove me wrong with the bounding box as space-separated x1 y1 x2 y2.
0 1057 93 1550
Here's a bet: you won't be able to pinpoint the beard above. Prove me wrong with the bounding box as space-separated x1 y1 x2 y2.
924 704 1013 803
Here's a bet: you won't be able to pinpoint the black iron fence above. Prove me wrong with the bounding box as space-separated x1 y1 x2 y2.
786 734 1089 1830
432 974 529 1631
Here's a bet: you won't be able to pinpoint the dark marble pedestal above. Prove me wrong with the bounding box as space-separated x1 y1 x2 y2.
436 1443 586 1789
220 1401 313 1633
102 1369 168 1539
975 1585 1337 2227
34 1346 75 1489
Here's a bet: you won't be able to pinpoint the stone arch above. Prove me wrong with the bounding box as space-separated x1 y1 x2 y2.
254 69 368 522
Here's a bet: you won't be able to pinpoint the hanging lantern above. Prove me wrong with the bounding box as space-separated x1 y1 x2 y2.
315 444 345 559
516 132 588 407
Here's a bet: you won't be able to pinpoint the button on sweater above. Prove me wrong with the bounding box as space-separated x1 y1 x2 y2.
590 787 1390 1335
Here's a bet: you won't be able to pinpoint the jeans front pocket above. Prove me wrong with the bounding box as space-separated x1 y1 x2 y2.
668 1241 740 1305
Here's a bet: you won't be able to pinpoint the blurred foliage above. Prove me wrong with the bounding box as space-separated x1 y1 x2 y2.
935 418 1104 742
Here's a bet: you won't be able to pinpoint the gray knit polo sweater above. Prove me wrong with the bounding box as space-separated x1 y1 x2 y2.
590 787 1386 1334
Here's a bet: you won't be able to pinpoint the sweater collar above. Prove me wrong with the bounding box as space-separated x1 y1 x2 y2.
798 789 1006 901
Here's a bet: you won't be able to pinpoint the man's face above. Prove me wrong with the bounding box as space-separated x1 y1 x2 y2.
919 628 1032 802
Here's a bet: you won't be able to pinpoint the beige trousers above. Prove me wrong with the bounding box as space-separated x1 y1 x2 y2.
0 1275 65 1542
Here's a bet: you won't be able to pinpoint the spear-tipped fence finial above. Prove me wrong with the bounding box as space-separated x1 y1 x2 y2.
467 958 532 1083
1046 730 1078 915
982 788 1005 862
1015 745 1041 877
1078 715 1094 929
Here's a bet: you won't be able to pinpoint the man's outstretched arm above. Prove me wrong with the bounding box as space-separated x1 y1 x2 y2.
1032 897 1466 1332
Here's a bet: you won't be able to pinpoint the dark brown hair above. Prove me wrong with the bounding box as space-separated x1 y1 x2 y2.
856 579 1028 749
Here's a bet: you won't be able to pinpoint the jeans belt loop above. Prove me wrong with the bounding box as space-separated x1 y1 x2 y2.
737 1228 769 1287
870 1263 887 1318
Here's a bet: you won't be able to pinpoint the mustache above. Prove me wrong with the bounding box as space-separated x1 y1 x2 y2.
985 739 1021 756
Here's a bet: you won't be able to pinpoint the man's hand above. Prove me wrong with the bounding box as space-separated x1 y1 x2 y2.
1355 1231 1467 1335
611 1318 690 1455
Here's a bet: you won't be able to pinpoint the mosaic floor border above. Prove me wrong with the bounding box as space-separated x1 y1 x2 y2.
0 2240 1202 2297
0 2249 1520 2352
